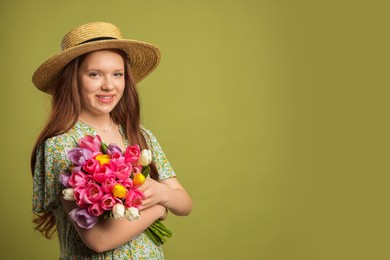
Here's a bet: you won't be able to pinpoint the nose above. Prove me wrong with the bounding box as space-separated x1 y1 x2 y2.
101 76 114 91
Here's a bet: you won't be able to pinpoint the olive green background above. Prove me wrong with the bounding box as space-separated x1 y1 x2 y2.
0 0 389 259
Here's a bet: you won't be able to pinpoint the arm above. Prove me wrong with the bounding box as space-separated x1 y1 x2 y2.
60 197 166 253
140 128 192 215
138 177 192 216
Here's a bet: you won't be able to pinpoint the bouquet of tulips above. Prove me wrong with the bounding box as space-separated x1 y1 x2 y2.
60 135 172 245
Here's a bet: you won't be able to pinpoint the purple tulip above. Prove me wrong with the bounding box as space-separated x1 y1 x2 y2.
60 173 71 187
69 208 98 229
68 148 92 166
71 166 82 173
107 143 122 156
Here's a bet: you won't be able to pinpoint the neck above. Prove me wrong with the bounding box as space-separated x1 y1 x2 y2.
78 113 114 132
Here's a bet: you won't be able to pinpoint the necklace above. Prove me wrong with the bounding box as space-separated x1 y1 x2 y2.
79 118 114 132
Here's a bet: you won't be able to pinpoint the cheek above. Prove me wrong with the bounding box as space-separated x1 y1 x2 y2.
80 78 99 96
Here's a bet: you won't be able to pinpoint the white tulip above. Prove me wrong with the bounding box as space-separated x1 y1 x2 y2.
112 203 126 220
138 149 152 166
62 188 75 201
125 207 141 221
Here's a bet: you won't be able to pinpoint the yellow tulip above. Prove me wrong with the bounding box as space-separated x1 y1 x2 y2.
133 173 146 186
112 184 127 198
96 154 111 165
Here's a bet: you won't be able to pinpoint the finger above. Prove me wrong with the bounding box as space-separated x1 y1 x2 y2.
138 181 150 192
139 198 152 210
142 190 151 199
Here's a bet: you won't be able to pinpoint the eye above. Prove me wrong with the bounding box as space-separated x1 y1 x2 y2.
88 72 99 78
114 72 124 77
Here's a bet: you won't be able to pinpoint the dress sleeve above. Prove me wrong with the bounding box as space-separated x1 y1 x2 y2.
141 127 176 181
32 135 70 213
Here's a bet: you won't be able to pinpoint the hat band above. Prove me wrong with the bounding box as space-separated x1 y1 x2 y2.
78 36 118 45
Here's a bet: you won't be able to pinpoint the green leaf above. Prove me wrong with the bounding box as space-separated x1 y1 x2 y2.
102 142 108 154
142 165 150 178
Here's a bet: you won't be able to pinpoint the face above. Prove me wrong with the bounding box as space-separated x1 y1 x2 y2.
77 50 125 118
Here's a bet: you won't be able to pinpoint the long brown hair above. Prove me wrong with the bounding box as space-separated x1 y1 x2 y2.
31 49 158 239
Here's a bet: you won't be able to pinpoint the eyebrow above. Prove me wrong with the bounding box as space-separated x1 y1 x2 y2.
84 68 125 72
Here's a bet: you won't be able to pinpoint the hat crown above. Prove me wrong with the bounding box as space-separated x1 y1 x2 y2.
61 22 123 50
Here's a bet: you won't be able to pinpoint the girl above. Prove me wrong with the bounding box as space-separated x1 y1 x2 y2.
31 22 192 259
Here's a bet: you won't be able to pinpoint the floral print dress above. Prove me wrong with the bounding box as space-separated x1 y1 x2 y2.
32 122 176 259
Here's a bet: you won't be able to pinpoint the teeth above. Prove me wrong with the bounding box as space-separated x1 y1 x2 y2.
98 96 111 99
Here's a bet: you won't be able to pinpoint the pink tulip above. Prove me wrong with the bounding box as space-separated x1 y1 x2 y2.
125 188 144 208
78 135 102 153
88 202 105 216
101 175 117 193
121 178 134 190
74 187 92 207
69 171 88 188
132 165 142 174
114 164 131 180
100 194 117 210
108 153 126 171
83 158 100 174
85 183 103 203
93 165 114 184
124 144 140 164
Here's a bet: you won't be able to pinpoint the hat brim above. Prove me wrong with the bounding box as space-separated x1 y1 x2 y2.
32 39 161 94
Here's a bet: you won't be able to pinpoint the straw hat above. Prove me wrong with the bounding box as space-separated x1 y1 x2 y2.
32 22 161 94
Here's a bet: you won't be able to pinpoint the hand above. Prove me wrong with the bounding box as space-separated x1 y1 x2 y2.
138 178 168 211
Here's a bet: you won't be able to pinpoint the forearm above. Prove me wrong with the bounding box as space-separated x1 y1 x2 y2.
79 205 165 252
157 177 192 216
61 197 165 253
161 186 192 216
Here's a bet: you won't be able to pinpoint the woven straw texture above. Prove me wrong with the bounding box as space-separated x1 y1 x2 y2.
32 22 161 94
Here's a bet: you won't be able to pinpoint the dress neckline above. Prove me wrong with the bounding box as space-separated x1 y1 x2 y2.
75 120 128 147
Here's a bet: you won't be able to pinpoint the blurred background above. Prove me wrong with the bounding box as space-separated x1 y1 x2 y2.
0 0 389 259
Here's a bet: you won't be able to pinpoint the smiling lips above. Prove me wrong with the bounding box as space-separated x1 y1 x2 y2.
96 95 115 103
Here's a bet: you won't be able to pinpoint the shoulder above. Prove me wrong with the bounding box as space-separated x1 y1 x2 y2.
44 122 94 150
140 126 176 180
41 125 87 163
140 125 157 142
140 126 164 148
140 125 151 134
40 133 76 170
44 131 77 152
140 125 153 136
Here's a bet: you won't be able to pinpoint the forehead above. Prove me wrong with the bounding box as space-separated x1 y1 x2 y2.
80 50 125 68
